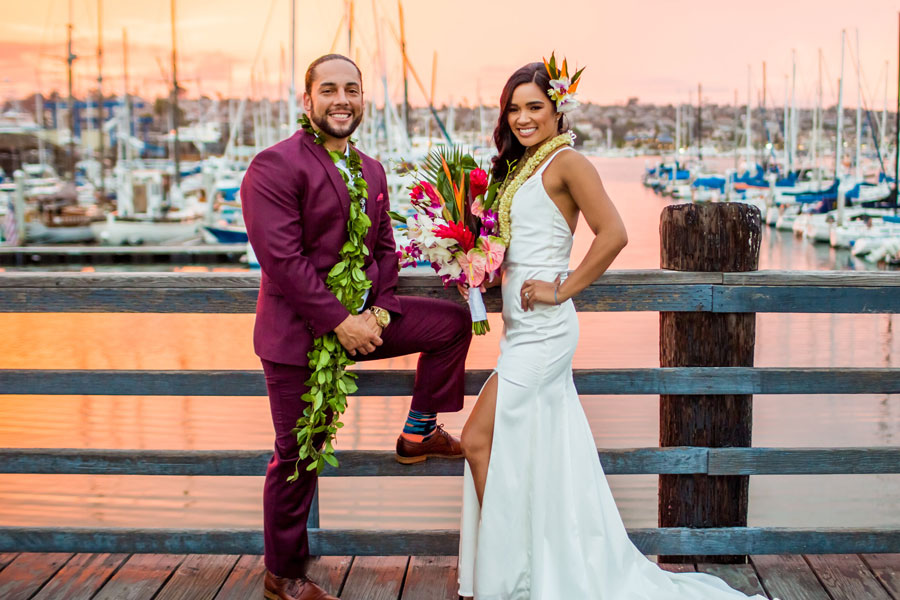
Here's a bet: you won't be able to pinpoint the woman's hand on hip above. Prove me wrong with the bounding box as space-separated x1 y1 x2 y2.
520 275 560 311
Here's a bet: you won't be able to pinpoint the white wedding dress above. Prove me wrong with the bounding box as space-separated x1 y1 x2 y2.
457 147 772 600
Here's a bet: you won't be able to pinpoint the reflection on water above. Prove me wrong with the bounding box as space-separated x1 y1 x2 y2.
0 157 898 531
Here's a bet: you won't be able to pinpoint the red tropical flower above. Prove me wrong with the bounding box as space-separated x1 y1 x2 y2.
420 181 441 205
433 220 475 252
469 168 488 198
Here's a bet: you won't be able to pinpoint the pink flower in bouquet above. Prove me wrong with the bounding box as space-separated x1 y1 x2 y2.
420 181 441 204
458 248 488 288
471 198 484 218
481 209 498 231
439 270 467 287
405 243 422 259
479 236 506 274
397 246 418 268
414 181 443 215
410 184 425 201
434 220 475 253
470 168 488 198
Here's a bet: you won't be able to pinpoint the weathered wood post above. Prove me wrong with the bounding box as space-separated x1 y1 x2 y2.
659 202 761 563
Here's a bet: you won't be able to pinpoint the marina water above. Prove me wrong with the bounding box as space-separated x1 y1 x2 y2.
1 157 898 532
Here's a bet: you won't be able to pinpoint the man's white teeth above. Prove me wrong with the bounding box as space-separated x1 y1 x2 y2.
331 113 351 120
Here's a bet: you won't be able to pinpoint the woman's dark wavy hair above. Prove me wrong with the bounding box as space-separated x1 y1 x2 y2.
491 62 567 181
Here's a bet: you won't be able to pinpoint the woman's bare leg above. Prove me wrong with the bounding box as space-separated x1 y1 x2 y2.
460 373 499 505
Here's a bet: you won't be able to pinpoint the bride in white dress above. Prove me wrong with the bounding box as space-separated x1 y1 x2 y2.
456 61 772 600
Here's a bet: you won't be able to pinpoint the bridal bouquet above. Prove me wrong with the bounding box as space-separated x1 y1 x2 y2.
392 148 504 334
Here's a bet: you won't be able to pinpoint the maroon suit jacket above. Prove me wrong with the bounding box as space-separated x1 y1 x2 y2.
241 129 402 366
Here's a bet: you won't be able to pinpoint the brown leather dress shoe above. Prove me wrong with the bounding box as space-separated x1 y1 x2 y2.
264 570 339 600
396 424 464 464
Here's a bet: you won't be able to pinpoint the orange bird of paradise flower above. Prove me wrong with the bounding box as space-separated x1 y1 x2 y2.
440 154 466 220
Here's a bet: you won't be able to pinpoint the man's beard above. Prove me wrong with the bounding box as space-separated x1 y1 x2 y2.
310 105 363 140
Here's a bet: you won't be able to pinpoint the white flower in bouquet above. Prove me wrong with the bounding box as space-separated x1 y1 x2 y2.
436 257 463 280
424 244 453 265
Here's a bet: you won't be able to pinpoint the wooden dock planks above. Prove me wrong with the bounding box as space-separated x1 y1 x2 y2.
861 554 900 598
696 562 768 596
340 556 408 600
806 554 894 599
305 555 354 596
31 553 128 600
1 552 899 599
401 556 459 600
92 554 184 600
751 555 830 600
0 552 18 570
0 552 72 600
153 554 239 600
213 554 265 600
658 561 697 573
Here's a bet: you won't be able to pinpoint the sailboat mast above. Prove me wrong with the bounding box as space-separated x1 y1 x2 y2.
790 50 797 173
836 30 846 181
782 74 789 173
288 0 297 132
733 88 739 173
121 29 129 162
836 30 848 227
171 0 180 187
762 61 767 168
347 0 354 56
399 0 410 138
855 29 862 181
882 60 889 158
66 0 77 179
674 101 680 156
97 0 104 199
36 88 45 169
894 12 899 209
696 82 702 161
371 0 391 149
428 52 436 144
813 49 821 190
745 65 752 163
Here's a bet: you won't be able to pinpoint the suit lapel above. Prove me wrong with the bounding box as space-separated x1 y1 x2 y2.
302 131 350 220
360 155 381 246
360 157 376 217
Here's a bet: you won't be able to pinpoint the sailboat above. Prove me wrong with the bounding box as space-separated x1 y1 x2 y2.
91 0 204 245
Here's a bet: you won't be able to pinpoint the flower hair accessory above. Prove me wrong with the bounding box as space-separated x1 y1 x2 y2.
543 51 584 114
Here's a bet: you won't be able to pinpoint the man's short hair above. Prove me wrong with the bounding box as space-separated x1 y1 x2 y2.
305 54 362 94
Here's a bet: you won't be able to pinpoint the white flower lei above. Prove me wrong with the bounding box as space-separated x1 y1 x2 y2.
497 132 575 245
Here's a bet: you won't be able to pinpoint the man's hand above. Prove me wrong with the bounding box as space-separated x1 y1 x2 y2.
363 310 385 337
334 313 383 356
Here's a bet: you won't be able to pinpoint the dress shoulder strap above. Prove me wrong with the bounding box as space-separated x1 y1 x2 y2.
535 145 575 176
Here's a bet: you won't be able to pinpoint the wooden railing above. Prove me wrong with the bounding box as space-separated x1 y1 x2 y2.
1 270 899 556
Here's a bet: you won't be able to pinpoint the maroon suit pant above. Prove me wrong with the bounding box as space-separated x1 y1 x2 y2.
260 296 472 577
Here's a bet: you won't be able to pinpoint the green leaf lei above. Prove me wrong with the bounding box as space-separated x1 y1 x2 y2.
289 114 372 480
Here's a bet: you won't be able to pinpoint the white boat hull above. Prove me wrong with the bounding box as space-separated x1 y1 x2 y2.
91 219 201 245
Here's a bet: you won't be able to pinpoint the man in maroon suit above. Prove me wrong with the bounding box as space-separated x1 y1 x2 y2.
241 54 472 600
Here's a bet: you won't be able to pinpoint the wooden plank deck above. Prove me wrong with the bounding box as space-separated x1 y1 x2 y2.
1 553 897 599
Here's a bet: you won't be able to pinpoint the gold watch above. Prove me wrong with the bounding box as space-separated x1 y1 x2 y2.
369 306 391 328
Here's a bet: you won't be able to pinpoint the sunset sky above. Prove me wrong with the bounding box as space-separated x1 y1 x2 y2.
1 0 898 110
